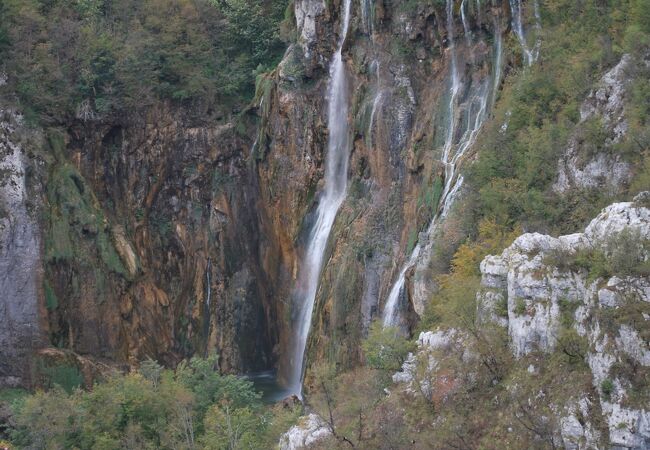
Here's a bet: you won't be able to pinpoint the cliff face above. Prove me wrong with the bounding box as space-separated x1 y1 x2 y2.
476 194 650 449
0 98 285 384
0 108 46 387
258 0 514 384
0 0 525 384
393 195 650 449
5 0 640 395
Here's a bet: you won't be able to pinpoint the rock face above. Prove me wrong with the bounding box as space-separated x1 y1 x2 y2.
477 194 650 449
0 0 537 385
0 108 45 386
392 328 473 400
259 0 514 383
279 413 331 450
553 55 638 195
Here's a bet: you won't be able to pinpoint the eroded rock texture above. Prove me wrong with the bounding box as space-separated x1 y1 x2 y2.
0 108 45 387
476 195 650 449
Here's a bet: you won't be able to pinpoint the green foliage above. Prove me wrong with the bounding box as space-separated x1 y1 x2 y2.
513 297 527 315
362 321 414 372
558 298 579 328
543 228 650 282
0 0 289 122
44 281 59 310
556 328 588 365
36 363 84 393
9 356 292 450
467 0 649 235
600 378 614 400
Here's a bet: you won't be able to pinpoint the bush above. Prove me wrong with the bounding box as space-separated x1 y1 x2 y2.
0 0 289 122
362 321 414 372
8 356 293 450
600 378 614 400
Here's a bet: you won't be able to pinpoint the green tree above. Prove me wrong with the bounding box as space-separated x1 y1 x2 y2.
362 321 414 371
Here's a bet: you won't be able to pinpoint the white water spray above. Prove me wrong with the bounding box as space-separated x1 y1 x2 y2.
286 0 353 397
382 0 498 327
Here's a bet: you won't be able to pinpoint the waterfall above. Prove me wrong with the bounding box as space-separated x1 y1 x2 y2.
461 0 472 48
491 20 504 107
509 0 541 66
382 0 496 327
367 91 383 150
205 257 212 309
286 0 353 398
361 0 374 36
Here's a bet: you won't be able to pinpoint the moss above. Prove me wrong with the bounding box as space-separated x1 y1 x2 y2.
45 160 127 277
34 360 83 394
514 297 527 315
406 228 418 255
44 281 59 310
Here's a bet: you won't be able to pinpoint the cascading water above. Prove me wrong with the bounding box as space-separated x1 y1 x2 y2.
285 0 353 398
509 0 541 66
361 0 375 36
203 257 213 356
382 0 502 327
367 89 384 150
461 0 472 48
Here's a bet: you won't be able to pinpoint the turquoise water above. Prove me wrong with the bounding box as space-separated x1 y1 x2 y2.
247 371 295 404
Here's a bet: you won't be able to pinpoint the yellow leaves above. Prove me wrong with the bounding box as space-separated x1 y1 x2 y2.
446 218 520 281
426 219 520 330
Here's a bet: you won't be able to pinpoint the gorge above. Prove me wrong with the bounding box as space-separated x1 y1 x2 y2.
0 0 649 448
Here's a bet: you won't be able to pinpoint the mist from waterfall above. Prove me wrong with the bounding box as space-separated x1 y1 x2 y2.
382 0 502 328
285 0 353 398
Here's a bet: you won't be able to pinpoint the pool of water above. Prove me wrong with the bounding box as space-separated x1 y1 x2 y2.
246 370 295 404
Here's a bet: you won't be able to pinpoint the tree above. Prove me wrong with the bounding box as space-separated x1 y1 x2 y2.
362 321 414 372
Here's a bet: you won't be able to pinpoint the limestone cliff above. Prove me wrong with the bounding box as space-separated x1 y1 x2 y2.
393 195 650 449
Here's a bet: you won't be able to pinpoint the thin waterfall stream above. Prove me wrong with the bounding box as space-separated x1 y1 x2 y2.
509 0 541 66
382 0 501 327
285 0 353 398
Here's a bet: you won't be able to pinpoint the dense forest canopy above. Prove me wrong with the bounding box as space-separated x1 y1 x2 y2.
0 0 290 123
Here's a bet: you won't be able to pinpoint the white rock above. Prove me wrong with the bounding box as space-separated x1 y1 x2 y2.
554 55 634 194
294 0 326 56
616 325 650 366
279 414 331 450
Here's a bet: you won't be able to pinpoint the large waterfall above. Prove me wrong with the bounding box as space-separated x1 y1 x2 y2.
383 0 501 327
286 0 353 398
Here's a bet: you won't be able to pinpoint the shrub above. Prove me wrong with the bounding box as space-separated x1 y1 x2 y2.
556 328 588 365
362 321 414 372
600 378 614 400
514 298 527 315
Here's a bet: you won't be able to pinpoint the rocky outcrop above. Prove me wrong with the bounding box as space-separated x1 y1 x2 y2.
0 108 45 387
477 194 650 449
553 55 637 195
279 413 331 450
392 328 474 401
390 196 649 448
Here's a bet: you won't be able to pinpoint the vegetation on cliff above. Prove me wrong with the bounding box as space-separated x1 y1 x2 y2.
468 0 650 235
0 0 289 122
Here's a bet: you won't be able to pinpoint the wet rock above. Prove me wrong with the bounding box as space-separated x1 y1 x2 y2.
0 107 44 387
